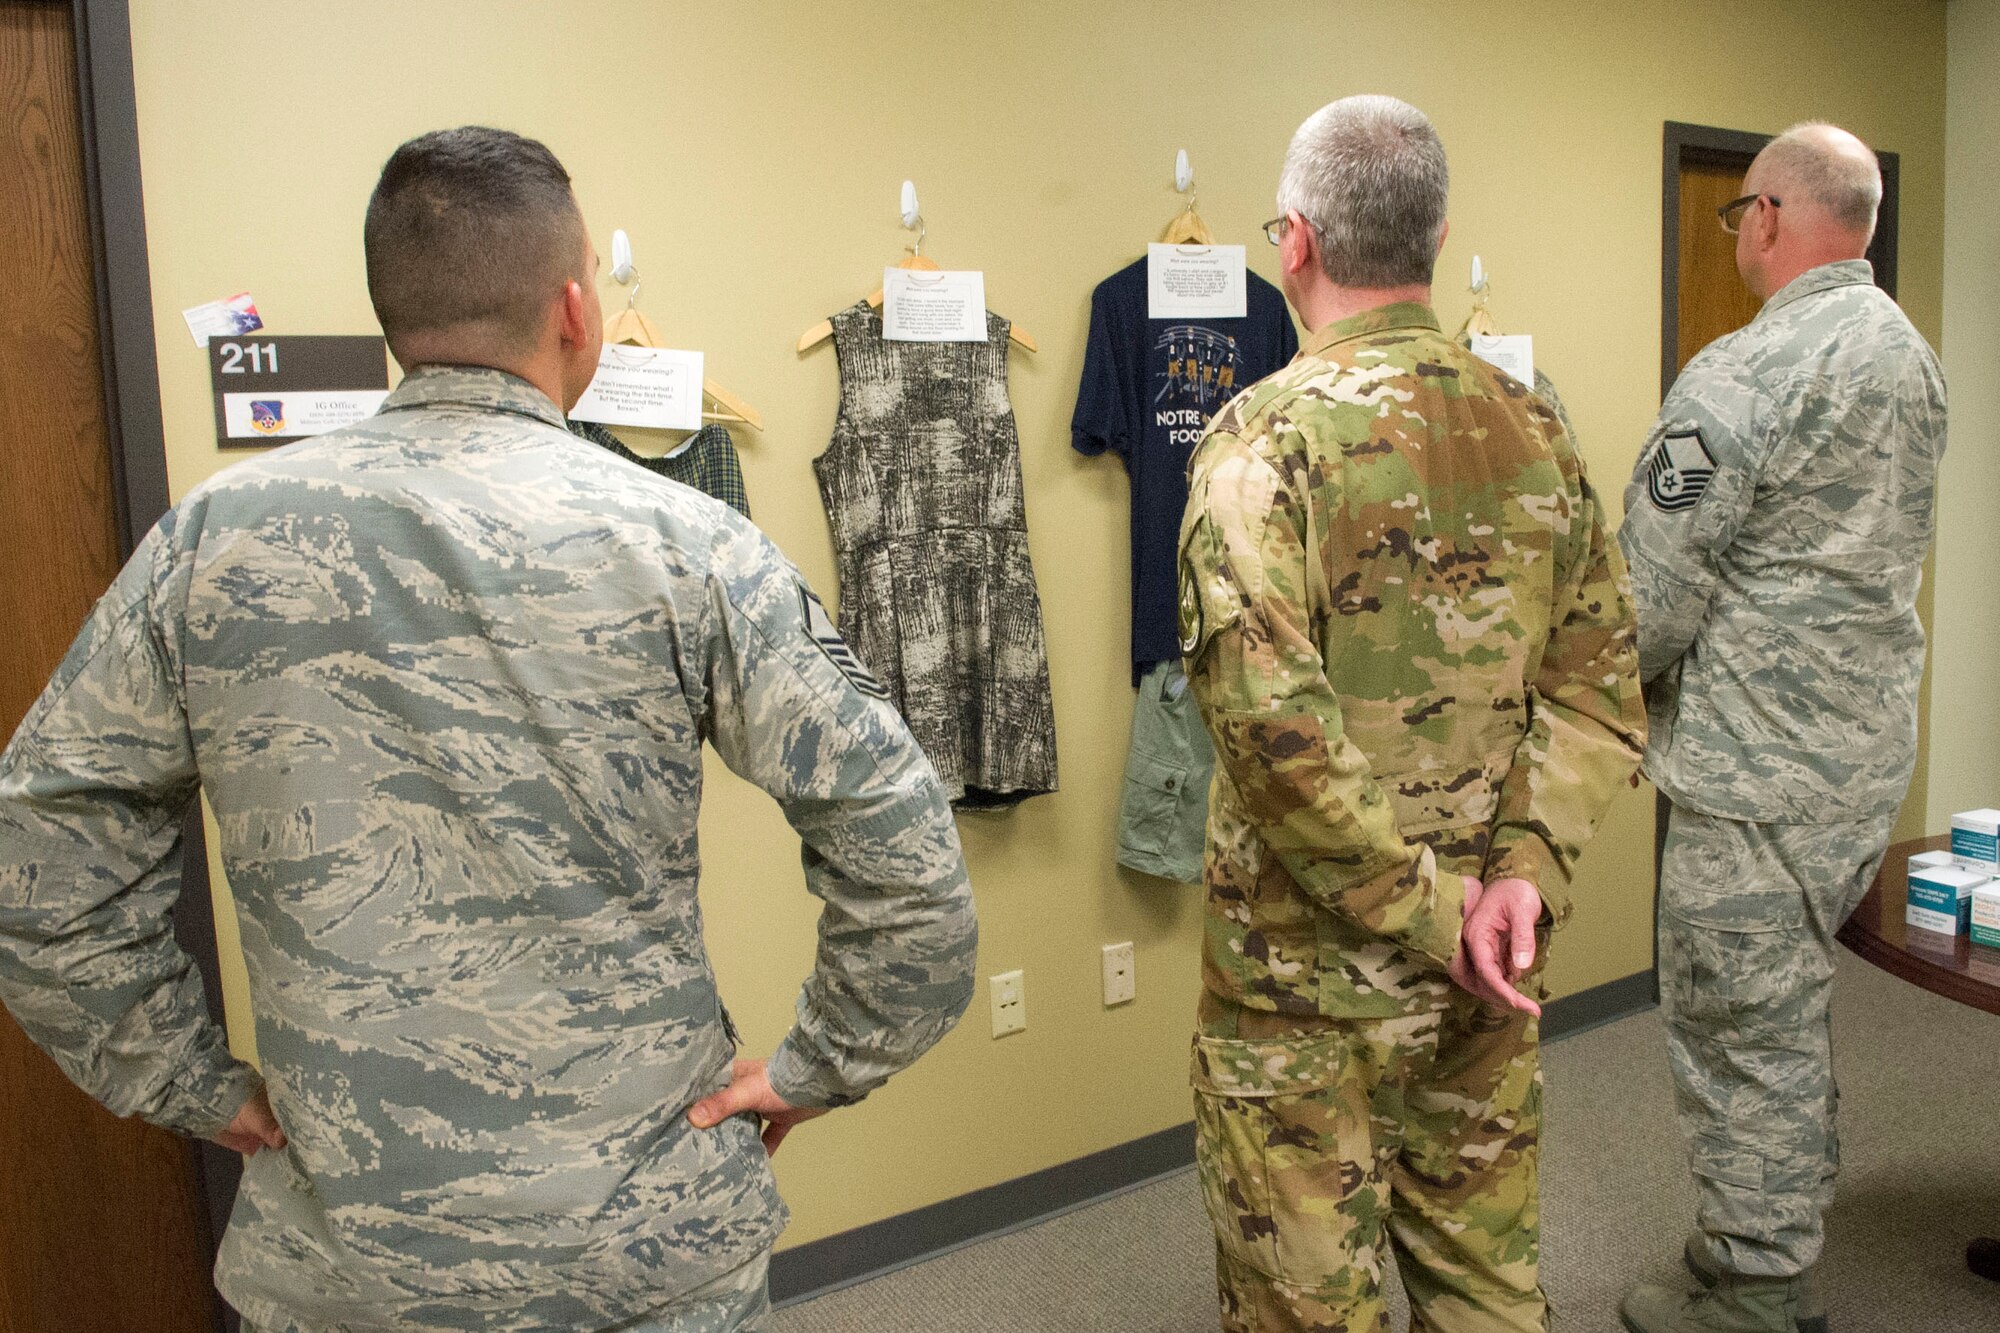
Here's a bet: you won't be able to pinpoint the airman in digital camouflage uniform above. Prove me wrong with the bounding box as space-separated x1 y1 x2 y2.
1180 95 1644 1333
0 127 976 1332
1618 124 1946 1333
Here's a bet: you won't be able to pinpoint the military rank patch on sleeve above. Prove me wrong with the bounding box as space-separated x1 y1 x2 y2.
800 584 890 701
1647 426 1716 512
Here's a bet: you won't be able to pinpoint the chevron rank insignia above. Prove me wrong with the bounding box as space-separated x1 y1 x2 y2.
800 585 889 701
1647 426 1716 512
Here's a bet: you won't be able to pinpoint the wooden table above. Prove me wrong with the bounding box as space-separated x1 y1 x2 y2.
1837 833 2000 1280
1836 834 2000 1015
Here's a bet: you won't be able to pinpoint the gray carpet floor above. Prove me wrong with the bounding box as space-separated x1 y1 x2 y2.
773 952 2000 1331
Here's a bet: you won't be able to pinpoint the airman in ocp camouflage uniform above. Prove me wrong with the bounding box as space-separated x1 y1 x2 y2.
1181 96 1644 1333
0 128 976 1333
1618 124 1946 1333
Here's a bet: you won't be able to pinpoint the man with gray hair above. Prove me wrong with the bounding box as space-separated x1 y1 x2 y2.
1618 123 1946 1333
1180 94 1643 1332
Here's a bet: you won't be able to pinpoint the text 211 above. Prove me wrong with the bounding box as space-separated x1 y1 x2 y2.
218 342 278 374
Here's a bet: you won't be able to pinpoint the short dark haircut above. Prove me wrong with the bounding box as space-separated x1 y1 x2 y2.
364 127 585 354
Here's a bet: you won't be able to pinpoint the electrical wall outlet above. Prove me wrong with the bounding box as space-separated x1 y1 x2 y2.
990 969 1026 1037
1101 942 1136 1006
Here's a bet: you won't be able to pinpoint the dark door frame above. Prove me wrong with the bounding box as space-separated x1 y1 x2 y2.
1652 119 1903 1001
68 1 237 1326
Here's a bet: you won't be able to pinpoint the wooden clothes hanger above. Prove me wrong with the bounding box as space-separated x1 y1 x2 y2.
796 215 1037 354
601 279 765 431
1459 255 1500 339
1160 189 1215 246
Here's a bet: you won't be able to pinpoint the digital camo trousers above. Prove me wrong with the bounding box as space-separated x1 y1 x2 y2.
1658 801 1896 1278
1192 992 1546 1333
243 1247 770 1333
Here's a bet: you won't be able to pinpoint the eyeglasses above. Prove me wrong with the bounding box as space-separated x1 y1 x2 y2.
1718 193 1781 235
1262 213 1323 246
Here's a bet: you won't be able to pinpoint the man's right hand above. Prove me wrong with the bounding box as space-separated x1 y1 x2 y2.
1449 873 1539 1015
1453 876 1545 1017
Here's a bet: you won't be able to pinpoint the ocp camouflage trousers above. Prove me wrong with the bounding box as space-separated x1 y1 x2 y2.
1658 801 1896 1278
1192 991 1546 1332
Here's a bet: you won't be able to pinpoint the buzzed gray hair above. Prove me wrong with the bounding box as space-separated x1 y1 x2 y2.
1760 121 1882 235
1276 95 1448 288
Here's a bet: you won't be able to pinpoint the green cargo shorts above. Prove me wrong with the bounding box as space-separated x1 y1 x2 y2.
1116 660 1215 883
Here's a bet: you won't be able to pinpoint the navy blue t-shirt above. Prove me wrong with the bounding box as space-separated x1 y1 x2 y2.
1071 257 1297 682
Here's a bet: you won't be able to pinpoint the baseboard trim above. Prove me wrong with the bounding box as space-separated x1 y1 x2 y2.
771 967 1656 1307
1542 966 1659 1041
770 1120 1196 1305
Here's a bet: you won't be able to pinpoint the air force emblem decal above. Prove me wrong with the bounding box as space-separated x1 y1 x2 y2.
1647 426 1716 512
800 585 889 701
249 400 286 435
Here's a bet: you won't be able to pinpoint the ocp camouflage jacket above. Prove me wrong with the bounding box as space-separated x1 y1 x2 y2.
1180 303 1644 1018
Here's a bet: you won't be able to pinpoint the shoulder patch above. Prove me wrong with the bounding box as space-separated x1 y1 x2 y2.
1179 569 1204 657
800 585 890 701
1647 427 1716 512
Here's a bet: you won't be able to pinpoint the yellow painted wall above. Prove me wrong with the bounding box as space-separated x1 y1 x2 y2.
1930 0 2000 821
127 0 1947 1248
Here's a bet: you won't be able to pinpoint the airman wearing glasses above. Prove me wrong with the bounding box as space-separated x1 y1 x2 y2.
1618 122 1947 1333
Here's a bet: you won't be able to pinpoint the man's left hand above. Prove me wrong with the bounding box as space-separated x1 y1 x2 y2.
1461 877 1545 1017
211 1086 287 1156
687 1058 829 1156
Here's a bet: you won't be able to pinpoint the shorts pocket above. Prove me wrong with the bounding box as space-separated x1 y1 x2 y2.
1190 1033 1374 1285
1118 748 1191 870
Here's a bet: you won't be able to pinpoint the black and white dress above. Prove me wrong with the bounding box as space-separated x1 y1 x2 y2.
813 301 1058 807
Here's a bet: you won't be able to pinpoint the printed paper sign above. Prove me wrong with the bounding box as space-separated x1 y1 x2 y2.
880 268 988 342
182 292 263 347
223 390 388 440
570 345 705 430
208 334 390 449
1147 244 1247 319
1468 333 1534 387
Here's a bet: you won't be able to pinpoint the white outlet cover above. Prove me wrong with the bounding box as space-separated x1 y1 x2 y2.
990 970 1026 1037
1101 943 1136 1007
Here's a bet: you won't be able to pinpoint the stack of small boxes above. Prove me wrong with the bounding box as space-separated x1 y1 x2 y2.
1908 809 2000 947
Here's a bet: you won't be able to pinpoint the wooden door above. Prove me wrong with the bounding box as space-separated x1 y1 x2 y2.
1675 158 1766 374
0 3 218 1329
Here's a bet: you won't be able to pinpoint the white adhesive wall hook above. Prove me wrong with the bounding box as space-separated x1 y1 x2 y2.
610 229 636 286
1174 149 1193 194
1470 254 1487 295
899 180 926 258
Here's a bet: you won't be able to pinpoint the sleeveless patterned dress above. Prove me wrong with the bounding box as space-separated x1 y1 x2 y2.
813 301 1058 807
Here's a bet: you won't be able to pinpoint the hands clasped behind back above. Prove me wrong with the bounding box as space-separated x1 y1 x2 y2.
1450 874 1545 1018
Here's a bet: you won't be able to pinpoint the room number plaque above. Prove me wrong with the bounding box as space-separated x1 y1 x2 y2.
208 334 391 448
